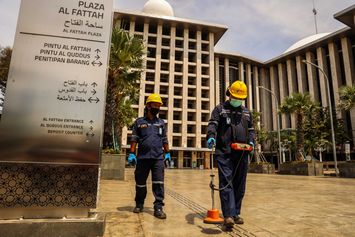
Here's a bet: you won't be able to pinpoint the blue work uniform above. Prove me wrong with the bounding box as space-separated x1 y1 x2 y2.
131 116 168 210
207 101 255 218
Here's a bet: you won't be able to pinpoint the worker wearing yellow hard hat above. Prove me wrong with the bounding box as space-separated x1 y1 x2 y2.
206 80 255 229
145 93 163 105
128 93 170 219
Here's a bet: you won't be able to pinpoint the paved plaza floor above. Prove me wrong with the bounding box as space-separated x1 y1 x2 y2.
97 169 355 237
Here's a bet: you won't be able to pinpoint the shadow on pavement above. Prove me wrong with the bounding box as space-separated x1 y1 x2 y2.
185 212 224 235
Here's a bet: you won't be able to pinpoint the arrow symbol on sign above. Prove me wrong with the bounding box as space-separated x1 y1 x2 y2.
88 97 100 103
91 89 97 95
91 61 103 67
90 126 94 131
89 120 94 124
94 55 100 60
91 82 98 87
95 49 101 53
86 132 95 137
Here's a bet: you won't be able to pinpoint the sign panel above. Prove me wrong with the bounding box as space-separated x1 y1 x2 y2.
0 0 113 164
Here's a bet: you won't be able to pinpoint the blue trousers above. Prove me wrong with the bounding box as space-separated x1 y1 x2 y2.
135 159 165 210
216 151 249 218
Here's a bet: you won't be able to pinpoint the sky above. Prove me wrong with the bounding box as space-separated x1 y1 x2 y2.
0 0 353 61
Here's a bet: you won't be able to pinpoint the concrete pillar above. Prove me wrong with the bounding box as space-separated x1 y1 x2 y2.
167 26 176 145
316 47 329 107
238 61 245 81
204 152 211 169
215 57 220 105
224 58 230 101
287 59 297 128
154 24 163 93
209 32 216 109
181 28 189 148
246 64 253 110
278 63 288 129
178 150 184 169
196 30 202 149
341 37 355 86
129 21 135 36
306 52 320 102
296 55 307 94
138 23 150 117
253 66 260 112
121 126 128 146
269 66 278 131
260 68 272 131
328 42 343 119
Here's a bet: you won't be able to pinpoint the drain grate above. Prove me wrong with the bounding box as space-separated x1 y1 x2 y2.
166 188 259 237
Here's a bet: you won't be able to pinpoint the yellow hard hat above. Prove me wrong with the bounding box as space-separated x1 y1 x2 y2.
146 93 163 105
228 81 247 99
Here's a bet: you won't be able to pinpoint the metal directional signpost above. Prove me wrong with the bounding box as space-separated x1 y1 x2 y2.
0 0 112 226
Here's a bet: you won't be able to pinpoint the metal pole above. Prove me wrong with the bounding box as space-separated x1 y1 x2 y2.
210 145 216 209
302 60 339 176
257 86 282 167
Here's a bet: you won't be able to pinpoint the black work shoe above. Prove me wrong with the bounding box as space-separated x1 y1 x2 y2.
223 217 234 229
154 209 167 219
133 206 143 213
233 216 244 224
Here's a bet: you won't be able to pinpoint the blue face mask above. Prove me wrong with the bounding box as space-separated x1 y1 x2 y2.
230 99 243 107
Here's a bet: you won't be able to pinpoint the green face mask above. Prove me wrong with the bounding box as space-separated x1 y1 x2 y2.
230 99 243 107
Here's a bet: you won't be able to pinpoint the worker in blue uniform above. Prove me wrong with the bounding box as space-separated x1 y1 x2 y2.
206 80 255 228
128 93 171 219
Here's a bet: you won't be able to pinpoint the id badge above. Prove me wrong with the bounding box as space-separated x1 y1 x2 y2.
159 127 162 135
226 117 231 125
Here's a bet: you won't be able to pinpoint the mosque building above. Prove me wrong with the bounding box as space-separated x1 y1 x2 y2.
114 0 355 168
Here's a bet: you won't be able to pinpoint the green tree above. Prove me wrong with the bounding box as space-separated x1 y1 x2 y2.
339 85 355 111
280 93 314 161
251 110 268 145
303 103 330 156
104 28 145 151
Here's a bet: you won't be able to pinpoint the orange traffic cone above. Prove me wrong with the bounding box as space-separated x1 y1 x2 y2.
204 146 224 224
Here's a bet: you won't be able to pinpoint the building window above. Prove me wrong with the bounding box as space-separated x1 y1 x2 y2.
147 47 156 58
145 84 154 94
162 24 171 36
174 87 182 96
189 52 196 62
188 112 196 121
187 100 196 109
160 73 169 83
146 72 155 82
149 24 157 34
161 62 169 71
174 75 183 84
173 136 181 147
135 22 144 32
173 124 182 133
175 51 183 61
162 38 170 47
147 60 155 70
148 36 157 45
173 111 182 120
201 113 210 122
161 49 170 60
188 77 196 85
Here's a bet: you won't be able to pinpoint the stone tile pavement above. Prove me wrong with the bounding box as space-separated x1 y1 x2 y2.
97 169 355 237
